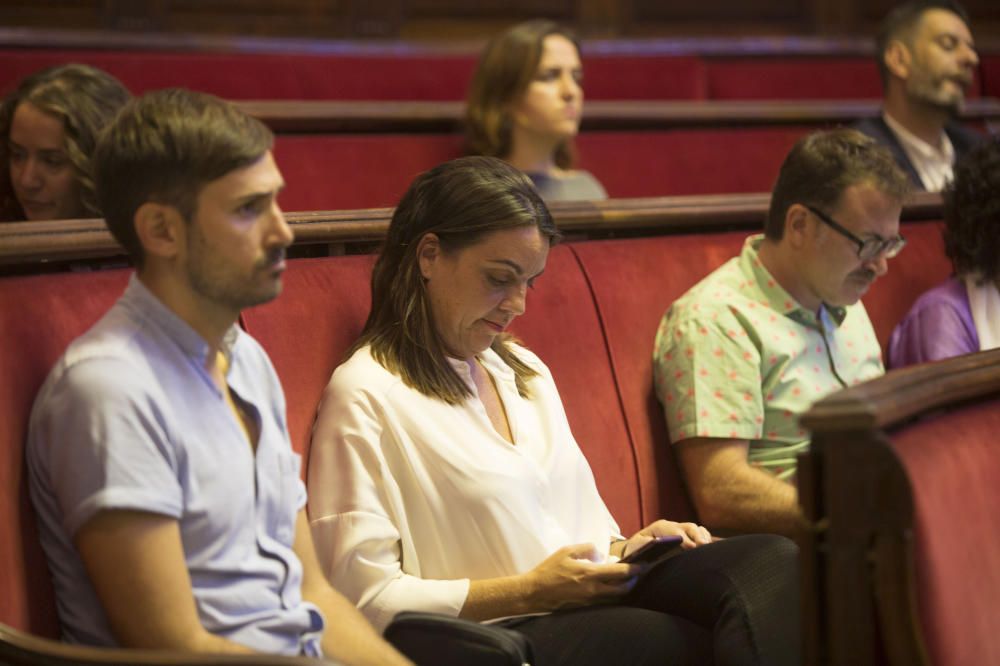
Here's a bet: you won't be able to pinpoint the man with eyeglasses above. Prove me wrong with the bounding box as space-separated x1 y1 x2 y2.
653 129 911 537
853 0 983 192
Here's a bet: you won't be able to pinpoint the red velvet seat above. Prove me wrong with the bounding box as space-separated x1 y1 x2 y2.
273 134 463 211
982 54 1000 98
705 55 983 100
887 396 1000 666
0 49 479 100
705 57 887 100
578 127 809 197
571 233 748 525
582 55 706 100
274 127 810 211
240 255 377 466
0 49 706 102
800 349 1000 664
508 245 642 534
860 221 951 360
0 269 130 637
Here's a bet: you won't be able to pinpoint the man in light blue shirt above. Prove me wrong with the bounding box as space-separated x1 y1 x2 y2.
27 89 409 665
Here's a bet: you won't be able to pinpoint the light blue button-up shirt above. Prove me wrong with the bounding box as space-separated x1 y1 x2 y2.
28 275 324 655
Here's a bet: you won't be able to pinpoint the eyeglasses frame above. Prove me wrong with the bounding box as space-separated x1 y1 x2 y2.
803 204 906 261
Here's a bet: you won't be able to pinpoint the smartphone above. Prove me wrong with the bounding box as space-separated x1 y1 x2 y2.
620 535 684 565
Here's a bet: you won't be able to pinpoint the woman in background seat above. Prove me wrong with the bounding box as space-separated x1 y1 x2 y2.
889 136 1000 367
308 156 799 666
465 20 607 202
0 64 129 222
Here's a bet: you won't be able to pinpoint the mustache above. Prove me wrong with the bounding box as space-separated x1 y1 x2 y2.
850 269 877 283
257 246 286 269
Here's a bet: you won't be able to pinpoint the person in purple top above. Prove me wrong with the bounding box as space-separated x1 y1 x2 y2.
888 136 1000 367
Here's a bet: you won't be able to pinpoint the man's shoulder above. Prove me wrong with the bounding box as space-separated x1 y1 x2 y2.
668 255 747 318
851 116 893 143
47 302 151 388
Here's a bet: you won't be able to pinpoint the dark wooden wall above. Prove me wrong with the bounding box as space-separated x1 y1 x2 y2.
0 0 997 42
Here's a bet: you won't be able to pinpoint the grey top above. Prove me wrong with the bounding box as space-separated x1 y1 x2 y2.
27 275 324 655
528 170 608 202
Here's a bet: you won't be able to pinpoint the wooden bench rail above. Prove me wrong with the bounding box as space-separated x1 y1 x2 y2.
236 98 1000 134
0 192 943 270
801 348 1000 432
0 29 876 56
798 348 1000 666
5 27 1000 57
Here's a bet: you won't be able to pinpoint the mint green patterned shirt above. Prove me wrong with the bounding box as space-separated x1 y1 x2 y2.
653 235 884 480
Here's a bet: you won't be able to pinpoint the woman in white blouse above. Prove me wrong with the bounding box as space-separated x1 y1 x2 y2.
308 156 799 665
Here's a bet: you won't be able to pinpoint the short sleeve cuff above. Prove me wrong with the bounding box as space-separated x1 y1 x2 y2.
65 487 183 537
670 421 761 443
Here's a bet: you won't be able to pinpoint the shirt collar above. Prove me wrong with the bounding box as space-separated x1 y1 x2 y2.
120 273 241 363
445 346 516 389
882 111 955 163
739 235 848 329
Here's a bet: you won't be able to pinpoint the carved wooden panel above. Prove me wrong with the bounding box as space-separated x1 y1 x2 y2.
631 0 805 22
0 0 994 40
408 0 574 19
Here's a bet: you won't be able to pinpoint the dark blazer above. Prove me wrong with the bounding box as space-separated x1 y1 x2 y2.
852 115 984 190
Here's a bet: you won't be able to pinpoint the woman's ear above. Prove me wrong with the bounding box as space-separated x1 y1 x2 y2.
416 232 441 280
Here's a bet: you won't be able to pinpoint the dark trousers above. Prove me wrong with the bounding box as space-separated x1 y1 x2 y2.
498 534 799 666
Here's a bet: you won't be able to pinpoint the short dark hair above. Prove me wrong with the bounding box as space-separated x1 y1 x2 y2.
942 137 1000 284
0 64 130 221
765 129 911 240
356 156 561 405
94 88 273 266
465 20 580 170
875 0 972 86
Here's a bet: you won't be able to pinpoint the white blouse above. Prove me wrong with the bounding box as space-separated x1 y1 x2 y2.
308 344 620 630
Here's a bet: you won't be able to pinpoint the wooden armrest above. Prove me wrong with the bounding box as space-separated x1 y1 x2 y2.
0 624 336 666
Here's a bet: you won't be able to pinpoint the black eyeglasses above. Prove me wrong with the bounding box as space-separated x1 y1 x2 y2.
805 205 906 262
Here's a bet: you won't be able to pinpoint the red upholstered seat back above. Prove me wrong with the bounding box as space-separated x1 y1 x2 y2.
273 134 464 211
0 49 479 100
274 127 809 211
706 57 886 100
886 397 1000 666
0 269 130 636
0 49 705 102
571 232 749 524
582 55 706 100
509 245 642 534
861 221 951 359
982 55 1000 97
705 55 982 100
578 127 807 197
240 255 377 469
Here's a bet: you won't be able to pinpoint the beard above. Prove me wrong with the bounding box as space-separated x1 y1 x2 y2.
185 228 285 312
906 71 970 117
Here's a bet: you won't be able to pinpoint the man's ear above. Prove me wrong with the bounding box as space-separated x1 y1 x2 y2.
884 40 912 81
416 232 441 280
785 204 812 249
134 202 185 261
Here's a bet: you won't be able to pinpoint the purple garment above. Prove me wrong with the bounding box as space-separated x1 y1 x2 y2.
888 276 980 368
